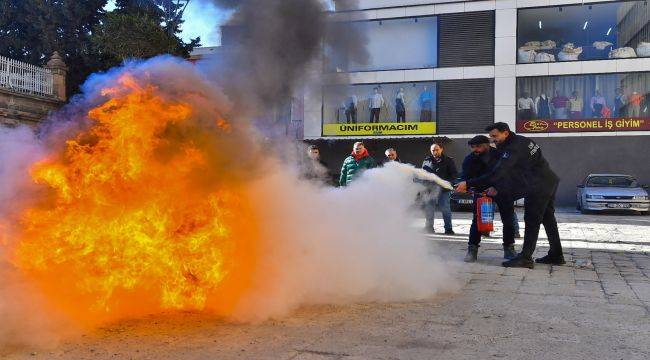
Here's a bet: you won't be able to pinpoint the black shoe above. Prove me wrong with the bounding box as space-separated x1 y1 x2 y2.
503 244 517 260
514 232 522 239
464 244 479 263
502 254 534 269
423 226 435 234
444 229 455 235
535 254 566 265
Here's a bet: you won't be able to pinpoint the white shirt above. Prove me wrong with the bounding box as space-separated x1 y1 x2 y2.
370 93 384 109
517 97 535 110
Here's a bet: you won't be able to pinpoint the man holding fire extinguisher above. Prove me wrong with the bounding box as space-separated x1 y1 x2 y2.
455 123 564 269
460 135 522 262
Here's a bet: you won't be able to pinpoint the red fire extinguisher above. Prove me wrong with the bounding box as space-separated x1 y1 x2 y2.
475 193 494 234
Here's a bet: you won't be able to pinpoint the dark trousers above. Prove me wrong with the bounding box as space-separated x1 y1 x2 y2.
345 108 357 123
520 183 563 259
396 110 405 122
370 108 381 123
518 109 533 120
420 109 432 122
469 195 517 246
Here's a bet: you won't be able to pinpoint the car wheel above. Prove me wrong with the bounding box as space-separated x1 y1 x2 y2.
576 200 581 211
642 211 649 216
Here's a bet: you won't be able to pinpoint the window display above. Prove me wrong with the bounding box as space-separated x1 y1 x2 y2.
516 72 650 133
517 1 650 63
322 82 437 136
325 16 438 72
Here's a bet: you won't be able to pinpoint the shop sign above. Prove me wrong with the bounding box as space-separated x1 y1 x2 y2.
517 118 650 133
323 122 436 136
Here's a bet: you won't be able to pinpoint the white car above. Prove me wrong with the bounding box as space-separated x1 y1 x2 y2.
576 174 650 215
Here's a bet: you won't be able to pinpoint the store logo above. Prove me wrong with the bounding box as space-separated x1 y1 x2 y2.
523 120 549 132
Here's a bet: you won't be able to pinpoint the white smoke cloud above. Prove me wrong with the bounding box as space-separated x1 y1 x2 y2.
232 161 458 321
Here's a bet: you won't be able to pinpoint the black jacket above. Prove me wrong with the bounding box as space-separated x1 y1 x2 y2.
460 149 497 191
422 154 458 183
461 147 525 198
466 133 559 197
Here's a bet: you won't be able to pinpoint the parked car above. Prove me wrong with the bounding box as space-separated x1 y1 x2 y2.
450 191 474 211
576 174 650 215
451 189 524 211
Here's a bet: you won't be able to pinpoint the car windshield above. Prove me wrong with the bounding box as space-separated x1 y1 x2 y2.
586 176 638 188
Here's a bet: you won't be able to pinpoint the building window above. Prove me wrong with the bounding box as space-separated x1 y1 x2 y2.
517 1 650 63
325 16 438 73
322 82 437 136
516 72 650 133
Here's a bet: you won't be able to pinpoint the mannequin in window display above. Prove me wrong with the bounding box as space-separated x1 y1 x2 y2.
568 91 583 119
517 92 535 120
613 88 627 118
345 94 358 123
337 100 346 123
419 85 434 122
628 91 644 117
369 87 384 123
551 90 569 119
535 92 551 119
395 87 407 123
590 90 606 118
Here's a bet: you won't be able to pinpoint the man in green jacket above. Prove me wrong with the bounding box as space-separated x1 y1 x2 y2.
339 141 377 186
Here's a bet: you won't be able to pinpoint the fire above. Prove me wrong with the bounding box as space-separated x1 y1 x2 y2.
11 74 258 324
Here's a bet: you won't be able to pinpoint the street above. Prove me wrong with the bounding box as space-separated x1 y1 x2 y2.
5 210 649 360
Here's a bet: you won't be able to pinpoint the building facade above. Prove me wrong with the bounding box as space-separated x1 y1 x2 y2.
304 0 650 206
0 52 67 126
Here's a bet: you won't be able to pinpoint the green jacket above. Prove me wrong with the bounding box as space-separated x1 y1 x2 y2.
339 155 377 186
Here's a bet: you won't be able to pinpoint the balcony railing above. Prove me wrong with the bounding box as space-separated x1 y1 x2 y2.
0 55 54 97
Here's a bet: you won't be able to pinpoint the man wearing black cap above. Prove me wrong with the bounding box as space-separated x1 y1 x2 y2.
456 123 564 269
460 135 522 262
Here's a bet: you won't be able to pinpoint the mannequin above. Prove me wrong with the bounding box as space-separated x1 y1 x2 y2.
395 87 407 122
589 90 606 118
551 90 569 119
568 91 583 119
535 92 551 119
345 94 358 123
419 85 434 122
369 87 384 123
628 91 643 117
614 88 627 118
517 92 535 120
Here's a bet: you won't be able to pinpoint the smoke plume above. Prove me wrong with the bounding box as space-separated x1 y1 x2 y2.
202 0 367 115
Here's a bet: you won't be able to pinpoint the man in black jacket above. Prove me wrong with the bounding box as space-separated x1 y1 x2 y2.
456 123 564 269
460 135 522 262
422 143 458 234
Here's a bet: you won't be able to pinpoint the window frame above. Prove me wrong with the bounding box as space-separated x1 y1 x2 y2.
516 0 650 64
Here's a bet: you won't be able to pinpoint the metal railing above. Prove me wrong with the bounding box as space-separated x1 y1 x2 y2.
0 55 54 97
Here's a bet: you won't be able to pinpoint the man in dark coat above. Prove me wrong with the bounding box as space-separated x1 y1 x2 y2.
422 143 458 234
460 135 522 262
303 145 333 184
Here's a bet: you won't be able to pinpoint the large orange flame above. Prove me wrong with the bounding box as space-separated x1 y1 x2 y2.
12 74 258 324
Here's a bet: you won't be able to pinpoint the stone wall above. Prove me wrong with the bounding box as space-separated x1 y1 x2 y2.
0 88 64 126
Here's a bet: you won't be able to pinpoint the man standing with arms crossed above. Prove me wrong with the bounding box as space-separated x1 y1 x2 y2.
455 123 564 268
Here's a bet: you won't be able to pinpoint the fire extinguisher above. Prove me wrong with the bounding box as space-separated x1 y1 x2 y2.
475 193 494 234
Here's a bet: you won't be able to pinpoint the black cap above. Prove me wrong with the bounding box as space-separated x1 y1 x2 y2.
468 135 490 146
